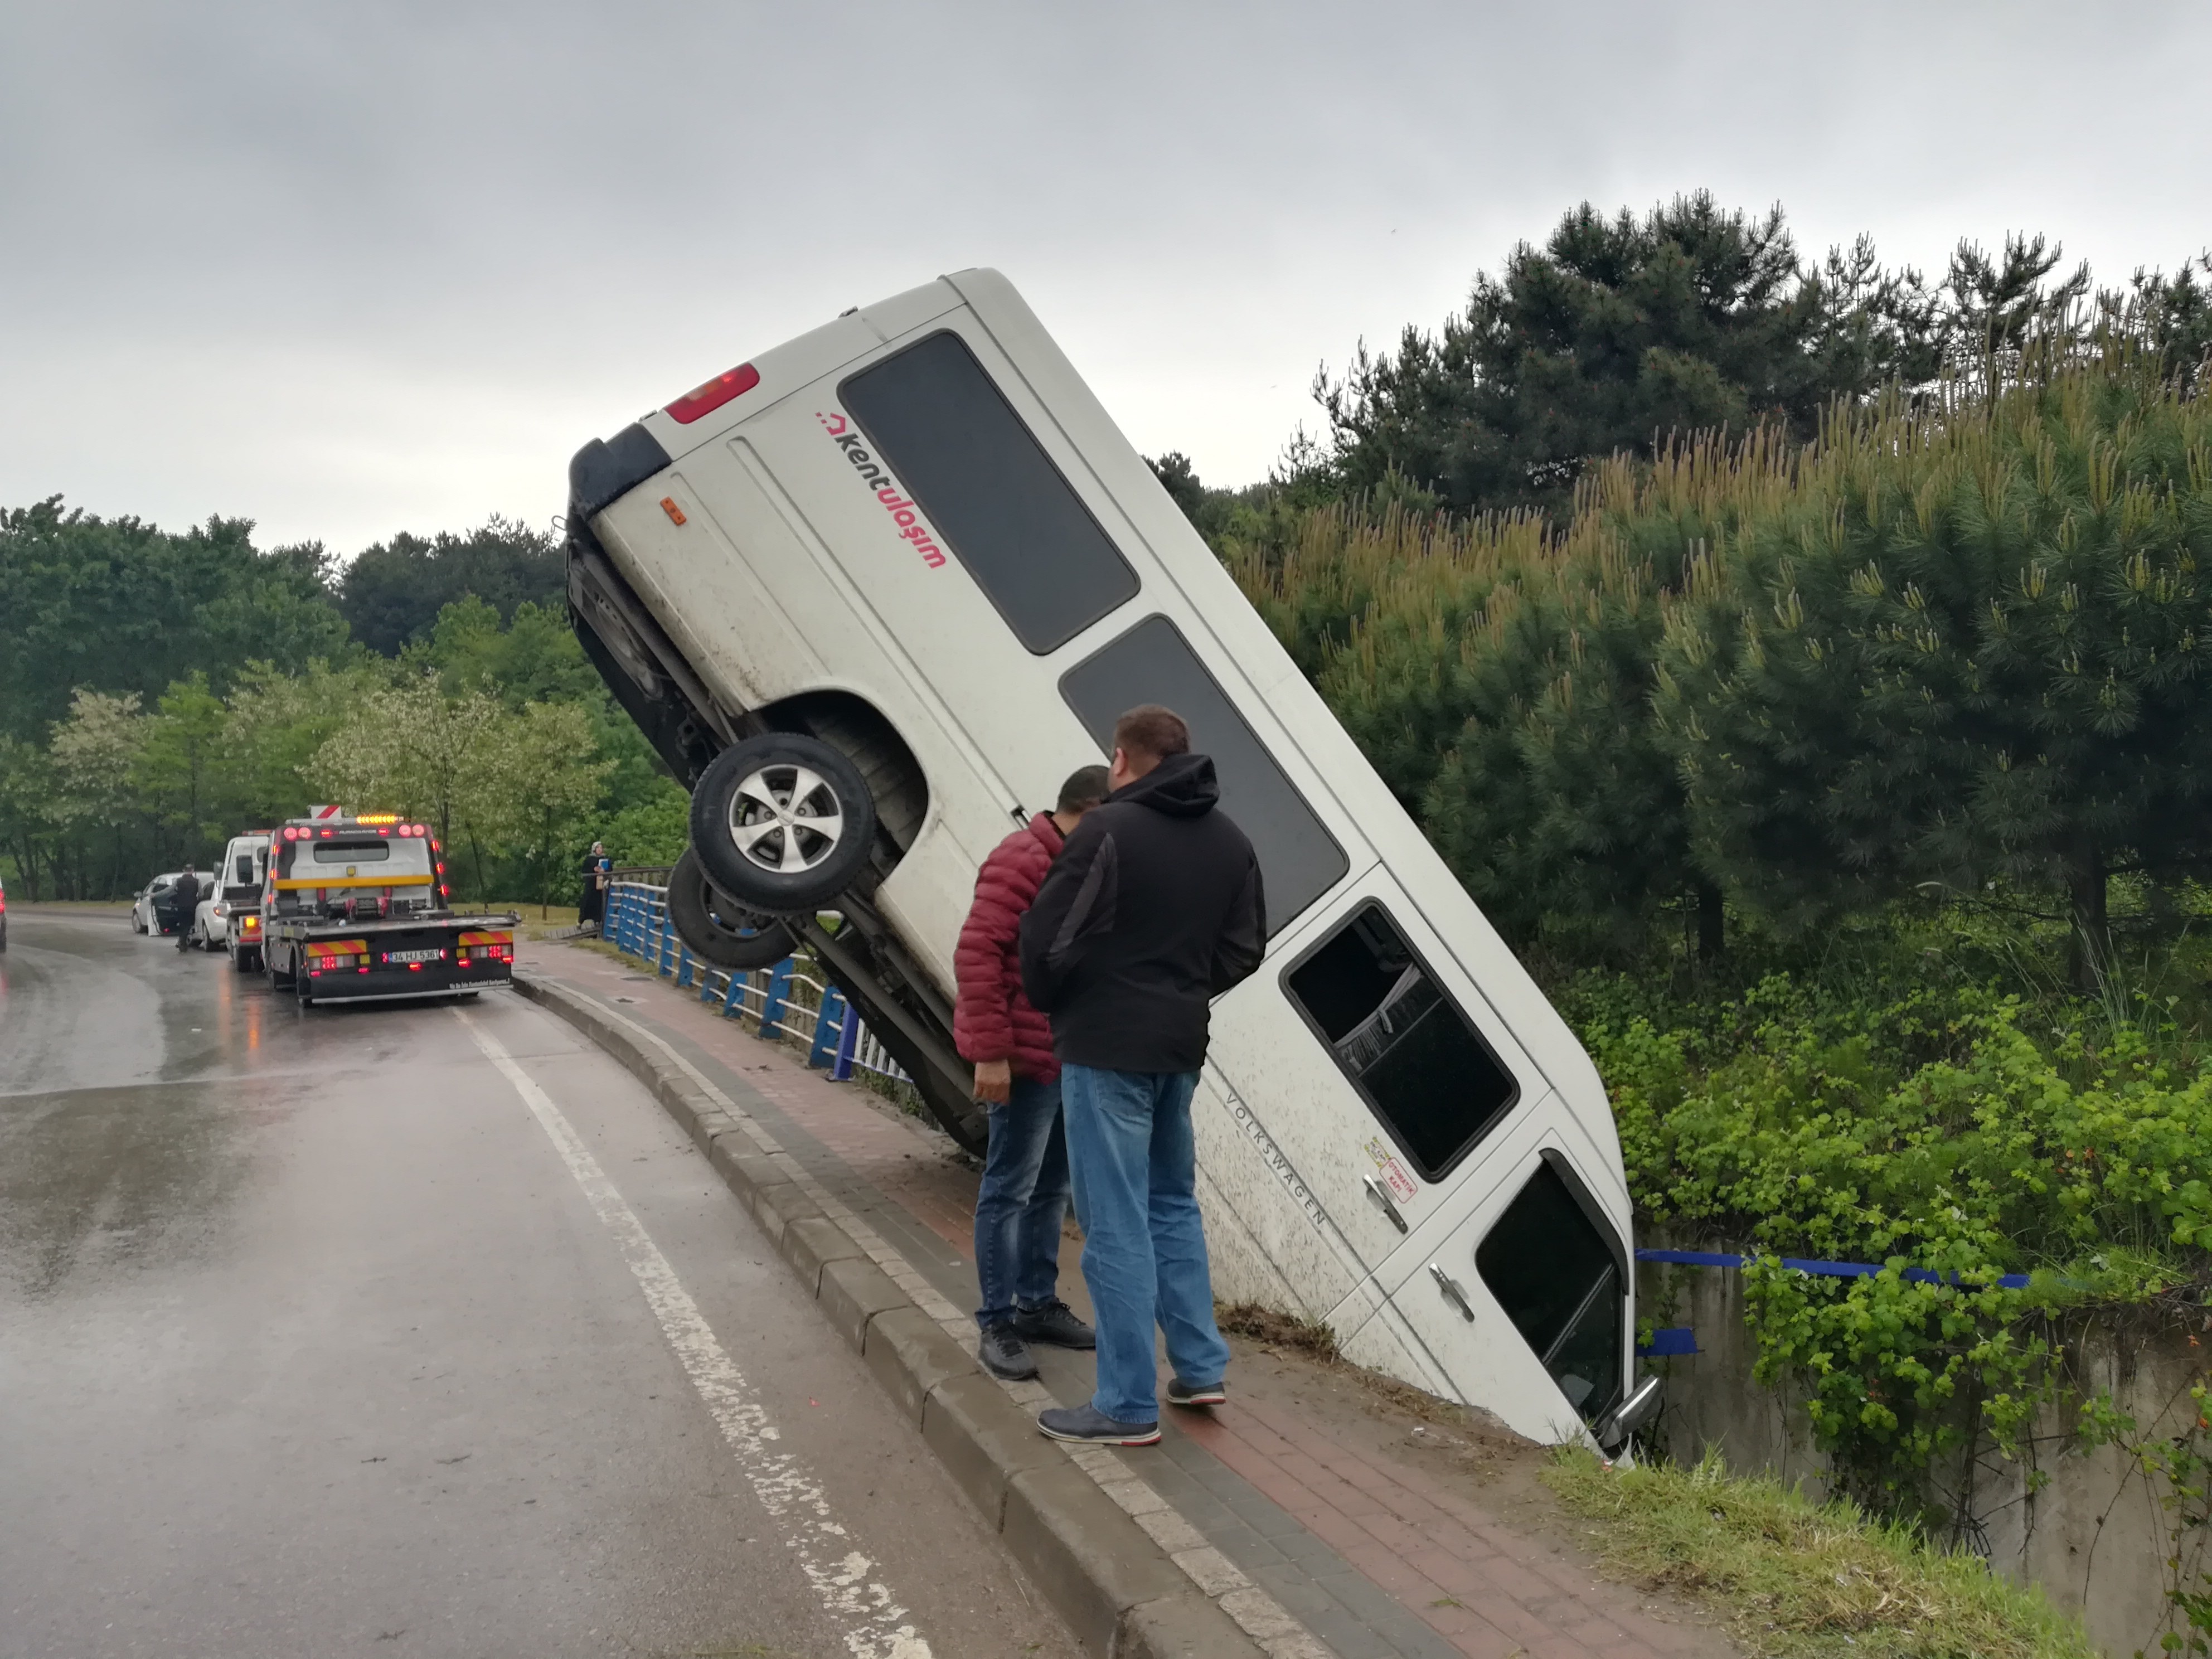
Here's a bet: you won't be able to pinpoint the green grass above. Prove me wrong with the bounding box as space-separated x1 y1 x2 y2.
1542 1449 2095 1659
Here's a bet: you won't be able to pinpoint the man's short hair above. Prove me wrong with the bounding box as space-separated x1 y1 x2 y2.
1112 705 1190 763
1056 764 1111 815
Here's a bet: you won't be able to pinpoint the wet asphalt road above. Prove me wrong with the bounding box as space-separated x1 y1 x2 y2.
0 908 1076 1659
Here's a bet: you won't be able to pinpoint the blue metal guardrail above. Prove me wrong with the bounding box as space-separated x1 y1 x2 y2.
599 880 908 1085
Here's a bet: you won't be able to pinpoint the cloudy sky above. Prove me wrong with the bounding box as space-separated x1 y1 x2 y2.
4 1 2208 556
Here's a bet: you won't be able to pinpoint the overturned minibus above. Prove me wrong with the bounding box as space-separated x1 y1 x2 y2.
562 270 1657 1452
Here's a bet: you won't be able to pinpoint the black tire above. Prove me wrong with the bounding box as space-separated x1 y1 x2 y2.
689 733 877 914
666 846 795 970
231 946 256 974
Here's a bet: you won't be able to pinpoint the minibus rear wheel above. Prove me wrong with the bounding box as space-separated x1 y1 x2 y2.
666 846 796 970
690 733 877 914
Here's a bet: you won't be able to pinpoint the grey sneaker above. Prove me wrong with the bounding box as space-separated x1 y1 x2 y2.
1037 1403 1161 1446
978 1323 1038 1381
1165 1376 1227 1408
1013 1299 1096 1350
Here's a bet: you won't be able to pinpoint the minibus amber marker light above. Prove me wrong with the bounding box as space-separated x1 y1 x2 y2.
665 362 760 424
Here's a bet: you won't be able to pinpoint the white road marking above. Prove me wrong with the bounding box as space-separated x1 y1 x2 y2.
532 979 1334 1659
457 1011 932 1659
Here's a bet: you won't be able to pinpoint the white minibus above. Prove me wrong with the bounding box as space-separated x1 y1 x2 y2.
564 270 1656 1451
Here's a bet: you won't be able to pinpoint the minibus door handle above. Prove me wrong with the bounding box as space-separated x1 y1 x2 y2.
1362 1176 1409 1235
1428 1263 1477 1323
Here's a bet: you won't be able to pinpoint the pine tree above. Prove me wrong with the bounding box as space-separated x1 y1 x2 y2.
1655 354 2212 978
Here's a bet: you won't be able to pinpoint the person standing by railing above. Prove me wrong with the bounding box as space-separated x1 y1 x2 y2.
578 842 610 933
953 764 1110 1381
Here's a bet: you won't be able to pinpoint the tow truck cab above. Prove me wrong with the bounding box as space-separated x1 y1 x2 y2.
260 813 516 1005
210 831 273 969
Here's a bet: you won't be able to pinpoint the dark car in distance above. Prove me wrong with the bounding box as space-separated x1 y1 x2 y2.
131 874 193 936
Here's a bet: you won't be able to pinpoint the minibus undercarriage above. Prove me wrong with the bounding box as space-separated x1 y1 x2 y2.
566 488 986 1153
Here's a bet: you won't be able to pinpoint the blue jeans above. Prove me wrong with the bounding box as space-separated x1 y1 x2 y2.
1060 1065 1231 1424
973 1075 1073 1330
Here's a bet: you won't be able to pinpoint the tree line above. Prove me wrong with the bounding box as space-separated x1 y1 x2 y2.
0 506 688 904
1169 196 2212 983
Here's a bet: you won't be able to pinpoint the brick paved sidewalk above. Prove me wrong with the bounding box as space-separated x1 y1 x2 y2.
515 942 1735 1659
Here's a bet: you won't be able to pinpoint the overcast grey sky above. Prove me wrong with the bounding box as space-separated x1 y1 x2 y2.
3 1 2207 555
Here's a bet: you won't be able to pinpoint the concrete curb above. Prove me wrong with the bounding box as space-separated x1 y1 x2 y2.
513 969 1268 1659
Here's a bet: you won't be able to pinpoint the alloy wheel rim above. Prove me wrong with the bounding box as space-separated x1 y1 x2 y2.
725 763 845 876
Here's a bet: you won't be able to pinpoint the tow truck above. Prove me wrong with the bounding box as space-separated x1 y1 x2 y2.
260 811 518 1007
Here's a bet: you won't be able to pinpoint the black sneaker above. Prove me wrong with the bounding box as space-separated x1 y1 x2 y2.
1037 1403 1160 1446
978 1323 1037 1381
1013 1299 1096 1350
1165 1376 1227 1408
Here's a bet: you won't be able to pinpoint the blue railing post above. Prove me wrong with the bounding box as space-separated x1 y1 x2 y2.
722 968 746 1018
807 988 845 1068
830 1003 860 1081
758 959 793 1040
676 944 694 989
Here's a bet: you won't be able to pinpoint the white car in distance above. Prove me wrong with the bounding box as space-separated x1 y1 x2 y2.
193 832 272 969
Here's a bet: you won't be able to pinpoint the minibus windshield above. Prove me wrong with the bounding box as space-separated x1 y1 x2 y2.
1476 1158 1624 1424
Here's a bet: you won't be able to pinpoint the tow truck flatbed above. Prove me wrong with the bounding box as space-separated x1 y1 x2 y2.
270 910 520 1004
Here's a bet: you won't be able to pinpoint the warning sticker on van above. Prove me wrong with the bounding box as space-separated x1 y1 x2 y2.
817 410 948 570
1364 1137 1420 1204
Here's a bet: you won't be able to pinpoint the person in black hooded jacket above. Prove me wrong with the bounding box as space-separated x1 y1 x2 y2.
1018 704 1265 1445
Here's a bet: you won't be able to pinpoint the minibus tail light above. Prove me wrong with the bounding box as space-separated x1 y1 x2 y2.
665 363 759 424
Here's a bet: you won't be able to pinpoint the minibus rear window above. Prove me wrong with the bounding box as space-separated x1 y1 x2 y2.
1059 614 1349 933
1284 903 1517 1177
1475 1158 1624 1424
840 331 1141 654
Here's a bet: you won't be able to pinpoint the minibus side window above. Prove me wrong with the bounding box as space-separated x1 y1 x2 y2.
1059 614 1350 934
1475 1158 1624 1424
840 332 1141 654
1283 903 1518 1177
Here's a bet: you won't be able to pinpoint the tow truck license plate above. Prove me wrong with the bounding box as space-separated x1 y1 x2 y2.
384 948 444 963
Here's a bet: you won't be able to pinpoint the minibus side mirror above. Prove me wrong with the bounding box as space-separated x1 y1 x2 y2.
1594 1375 1662 1453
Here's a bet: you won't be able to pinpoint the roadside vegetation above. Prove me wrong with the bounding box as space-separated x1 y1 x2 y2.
0 512 688 906
1545 1448 2095 1659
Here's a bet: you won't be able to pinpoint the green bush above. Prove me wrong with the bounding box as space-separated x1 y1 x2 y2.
1557 914 2212 1510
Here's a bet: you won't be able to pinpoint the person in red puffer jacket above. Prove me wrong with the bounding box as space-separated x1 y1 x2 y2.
955 763 1110 1380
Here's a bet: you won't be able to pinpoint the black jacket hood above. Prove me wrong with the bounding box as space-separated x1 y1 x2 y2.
1113 751 1219 819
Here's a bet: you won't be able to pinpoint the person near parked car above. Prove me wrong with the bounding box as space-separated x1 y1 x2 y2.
954 764 1110 1381
1018 706 1267 1446
172 866 201 950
